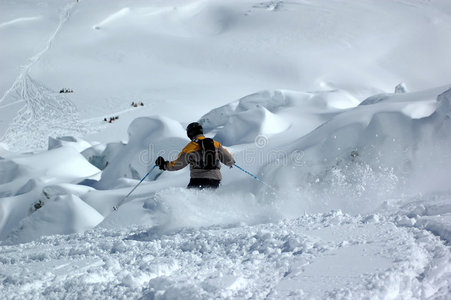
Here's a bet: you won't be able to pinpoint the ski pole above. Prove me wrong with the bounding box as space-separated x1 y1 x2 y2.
113 164 157 210
233 163 276 192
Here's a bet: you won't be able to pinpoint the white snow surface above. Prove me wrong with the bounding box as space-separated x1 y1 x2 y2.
1 0 451 299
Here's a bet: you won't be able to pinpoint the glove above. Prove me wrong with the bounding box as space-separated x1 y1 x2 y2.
155 156 166 170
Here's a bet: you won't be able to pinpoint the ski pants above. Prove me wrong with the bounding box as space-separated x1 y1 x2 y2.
187 178 220 189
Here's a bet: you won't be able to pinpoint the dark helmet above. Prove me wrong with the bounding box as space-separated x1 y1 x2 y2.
186 122 203 139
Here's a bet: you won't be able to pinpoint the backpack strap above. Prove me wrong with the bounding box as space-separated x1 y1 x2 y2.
193 138 219 170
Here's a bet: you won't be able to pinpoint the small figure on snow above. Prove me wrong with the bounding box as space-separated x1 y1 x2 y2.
155 122 235 189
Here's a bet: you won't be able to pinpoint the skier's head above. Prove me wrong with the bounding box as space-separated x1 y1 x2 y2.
186 122 203 140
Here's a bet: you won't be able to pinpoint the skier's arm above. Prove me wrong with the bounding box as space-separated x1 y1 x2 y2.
218 144 235 167
163 141 200 171
164 151 190 171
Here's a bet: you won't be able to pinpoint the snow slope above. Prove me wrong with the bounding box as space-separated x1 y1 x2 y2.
1 0 451 299
1 85 450 298
2 0 451 150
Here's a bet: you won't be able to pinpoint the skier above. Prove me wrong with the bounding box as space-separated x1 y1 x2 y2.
155 122 235 189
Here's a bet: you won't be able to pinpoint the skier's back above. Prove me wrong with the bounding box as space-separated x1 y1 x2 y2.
155 122 235 189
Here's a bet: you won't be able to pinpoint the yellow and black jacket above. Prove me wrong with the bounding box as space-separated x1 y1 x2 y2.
163 135 234 180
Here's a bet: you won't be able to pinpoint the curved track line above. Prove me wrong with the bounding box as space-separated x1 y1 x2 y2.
0 1 87 152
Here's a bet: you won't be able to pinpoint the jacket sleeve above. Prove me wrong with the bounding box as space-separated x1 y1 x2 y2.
164 150 190 171
218 144 235 167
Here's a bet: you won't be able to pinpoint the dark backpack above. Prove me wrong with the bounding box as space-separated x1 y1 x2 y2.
195 138 219 169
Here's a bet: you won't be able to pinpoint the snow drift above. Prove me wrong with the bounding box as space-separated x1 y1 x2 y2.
96 115 188 189
1 0 451 298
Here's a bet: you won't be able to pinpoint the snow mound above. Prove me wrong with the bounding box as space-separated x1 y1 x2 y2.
146 1 237 36
1 0 451 297
0 146 101 241
92 2 236 37
97 116 188 189
213 106 290 146
0 159 20 186
359 86 447 119
265 86 451 215
6 194 104 244
199 89 358 146
199 90 292 133
310 89 360 109
174 1 237 36
48 136 92 152
11 146 100 181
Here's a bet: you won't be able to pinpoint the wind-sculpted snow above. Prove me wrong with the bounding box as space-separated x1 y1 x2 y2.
48 136 92 152
0 159 19 186
0 86 450 298
1 87 450 241
199 90 291 131
1 0 451 298
97 116 188 189
0 146 100 240
92 2 236 37
199 89 359 146
267 87 451 192
6 194 104 244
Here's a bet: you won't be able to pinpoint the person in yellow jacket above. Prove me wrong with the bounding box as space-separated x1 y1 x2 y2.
155 122 235 189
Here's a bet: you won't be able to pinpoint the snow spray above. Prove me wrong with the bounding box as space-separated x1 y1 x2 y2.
113 164 158 210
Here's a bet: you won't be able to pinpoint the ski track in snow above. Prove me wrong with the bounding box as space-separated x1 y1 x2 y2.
0 2 86 153
0 212 449 299
0 16 41 29
1 1 451 298
0 75 87 152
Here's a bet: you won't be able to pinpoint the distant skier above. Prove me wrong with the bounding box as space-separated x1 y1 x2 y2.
155 122 235 189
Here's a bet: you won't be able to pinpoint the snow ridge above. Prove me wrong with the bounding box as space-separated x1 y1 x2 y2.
1 0 451 298
0 1 85 152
